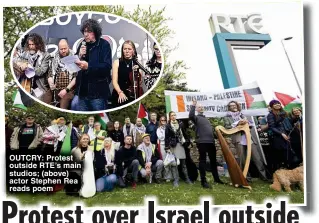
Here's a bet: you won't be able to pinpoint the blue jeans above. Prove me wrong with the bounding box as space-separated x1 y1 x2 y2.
78 97 107 111
71 95 79 111
96 174 117 192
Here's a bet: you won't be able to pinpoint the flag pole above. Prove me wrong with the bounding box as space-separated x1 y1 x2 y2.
137 101 141 119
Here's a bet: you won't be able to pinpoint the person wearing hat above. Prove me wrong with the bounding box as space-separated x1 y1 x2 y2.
10 114 43 154
137 133 163 184
42 116 68 155
267 100 294 172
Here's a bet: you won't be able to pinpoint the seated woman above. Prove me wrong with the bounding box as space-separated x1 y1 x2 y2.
95 138 117 192
144 42 162 90
112 40 143 107
65 134 90 196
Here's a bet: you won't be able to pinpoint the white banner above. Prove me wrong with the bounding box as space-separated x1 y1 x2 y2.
164 82 268 118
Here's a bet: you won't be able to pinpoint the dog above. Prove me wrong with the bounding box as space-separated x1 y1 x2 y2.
270 165 303 192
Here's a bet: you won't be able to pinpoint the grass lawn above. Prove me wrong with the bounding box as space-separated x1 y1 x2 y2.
8 176 304 207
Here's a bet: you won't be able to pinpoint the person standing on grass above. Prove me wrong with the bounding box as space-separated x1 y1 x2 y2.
133 118 146 147
10 114 43 155
109 121 124 150
146 112 159 145
224 101 268 182
165 111 192 185
189 100 224 188
123 117 135 137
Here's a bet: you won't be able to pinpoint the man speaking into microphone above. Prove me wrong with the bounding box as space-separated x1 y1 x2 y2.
75 19 112 111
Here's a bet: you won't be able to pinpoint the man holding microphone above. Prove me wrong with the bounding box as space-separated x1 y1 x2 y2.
75 19 112 111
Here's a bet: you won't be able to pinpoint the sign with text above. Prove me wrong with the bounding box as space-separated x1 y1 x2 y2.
165 82 268 119
209 13 267 36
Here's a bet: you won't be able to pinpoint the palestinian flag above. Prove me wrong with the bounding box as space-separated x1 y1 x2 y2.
242 87 267 109
97 113 110 130
60 123 72 156
137 103 149 126
12 89 27 110
275 92 302 112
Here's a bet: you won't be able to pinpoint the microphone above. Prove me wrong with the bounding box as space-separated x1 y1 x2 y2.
132 56 150 75
81 41 86 59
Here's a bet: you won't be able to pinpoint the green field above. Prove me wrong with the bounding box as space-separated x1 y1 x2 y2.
8 176 304 207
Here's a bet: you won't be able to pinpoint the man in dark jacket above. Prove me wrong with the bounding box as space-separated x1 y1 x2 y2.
75 19 112 111
137 134 163 184
10 114 43 154
146 112 158 145
115 135 139 189
189 100 223 188
71 120 83 149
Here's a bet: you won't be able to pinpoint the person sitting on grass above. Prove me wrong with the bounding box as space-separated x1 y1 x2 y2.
115 135 139 189
95 137 117 192
66 134 90 196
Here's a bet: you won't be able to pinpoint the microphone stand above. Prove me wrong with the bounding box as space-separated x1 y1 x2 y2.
132 57 148 100
132 60 137 100
133 57 150 75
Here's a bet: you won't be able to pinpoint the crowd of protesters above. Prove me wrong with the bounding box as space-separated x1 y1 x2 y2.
5 99 303 195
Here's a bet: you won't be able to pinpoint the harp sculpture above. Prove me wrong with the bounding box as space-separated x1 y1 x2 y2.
215 123 252 190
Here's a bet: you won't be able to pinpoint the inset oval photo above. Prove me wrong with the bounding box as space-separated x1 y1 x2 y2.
11 12 163 113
